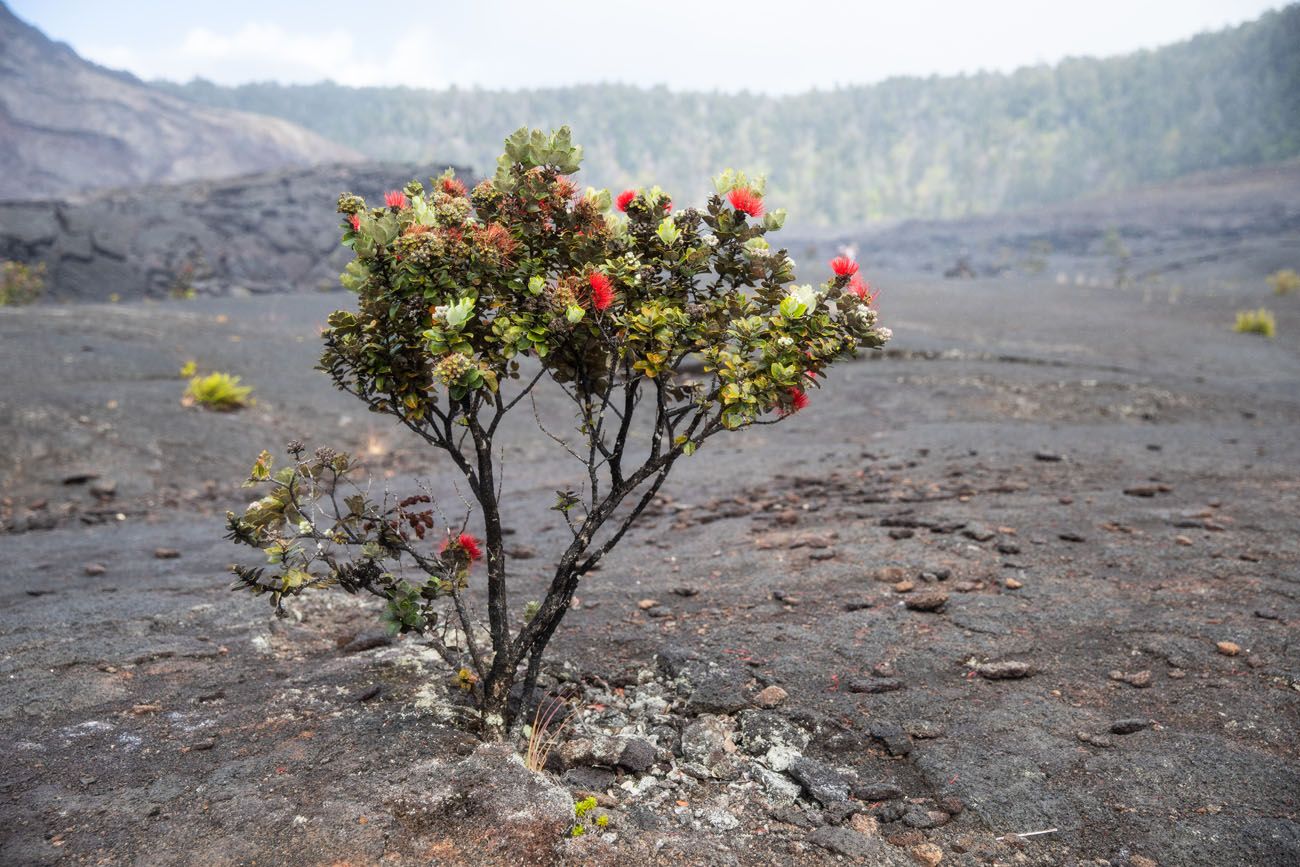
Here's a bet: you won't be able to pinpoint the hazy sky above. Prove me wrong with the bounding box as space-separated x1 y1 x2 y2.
10 0 1284 94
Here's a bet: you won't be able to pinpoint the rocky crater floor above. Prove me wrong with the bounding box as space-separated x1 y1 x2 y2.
1 249 1299 865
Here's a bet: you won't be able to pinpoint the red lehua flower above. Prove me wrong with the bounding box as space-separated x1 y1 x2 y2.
554 175 578 201
784 387 810 415
348 214 360 232
847 274 877 304
727 187 764 218
830 256 858 277
441 532 483 562
458 533 483 561
616 189 637 212
384 190 408 209
441 177 468 197
662 198 672 212
589 271 615 311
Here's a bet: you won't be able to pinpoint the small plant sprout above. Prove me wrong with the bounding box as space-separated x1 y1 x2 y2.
179 359 198 378
1268 268 1299 296
1234 308 1276 338
224 127 891 739
184 371 254 410
0 260 46 306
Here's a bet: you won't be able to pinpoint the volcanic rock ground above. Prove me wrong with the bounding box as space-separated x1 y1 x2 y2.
1 230 1299 865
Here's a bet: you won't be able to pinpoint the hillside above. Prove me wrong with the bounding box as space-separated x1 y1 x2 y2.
0 2 359 200
0 161 468 301
158 5 1300 227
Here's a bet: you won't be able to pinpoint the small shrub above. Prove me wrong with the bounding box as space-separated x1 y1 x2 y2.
1 260 46 306
1233 308 1276 338
224 126 892 740
184 371 254 410
1267 269 1299 296
179 360 198 378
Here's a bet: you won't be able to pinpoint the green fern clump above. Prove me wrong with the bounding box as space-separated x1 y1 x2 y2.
1233 308 1276 338
184 371 254 410
1267 269 1299 296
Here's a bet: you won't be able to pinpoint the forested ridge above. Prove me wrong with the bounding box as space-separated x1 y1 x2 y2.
158 5 1300 227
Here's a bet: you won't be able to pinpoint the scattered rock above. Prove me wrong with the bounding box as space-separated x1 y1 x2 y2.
562 766 616 791
753 685 788 708
937 796 964 816
848 812 880 836
854 782 904 802
637 598 659 610
996 541 1021 555
974 661 1033 680
341 631 393 654
617 738 657 773
1004 577 1023 589
61 471 100 485
1109 669 1153 688
874 566 909 583
847 677 903 694
788 757 853 806
1058 532 1087 543
962 525 997 542
905 592 948 612
681 714 739 778
152 547 180 559
889 528 916 540
868 721 912 756
901 805 948 829
1216 641 1241 657
1110 718 1151 735
1077 731 1114 748
1034 451 1063 462
670 586 699 597
1175 534 1194 546
904 720 945 739
893 580 916 593
89 479 117 500
83 563 106 576
737 710 809 765
1129 855 1158 867
684 670 750 715
911 842 945 866
807 826 890 860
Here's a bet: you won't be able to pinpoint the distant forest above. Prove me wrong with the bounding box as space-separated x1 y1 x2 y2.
159 5 1300 227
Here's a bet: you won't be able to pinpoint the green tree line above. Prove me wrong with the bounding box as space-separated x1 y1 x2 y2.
158 5 1299 227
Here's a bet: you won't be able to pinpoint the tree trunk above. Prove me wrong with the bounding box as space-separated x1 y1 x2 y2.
480 673 512 741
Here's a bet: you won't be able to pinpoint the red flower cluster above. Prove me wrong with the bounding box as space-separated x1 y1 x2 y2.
786 388 810 414
616 189 637 212
348 214 360 232
473 222 518 259
553 175 578 201
589 271 615 311
848 275 878 305
441 532 483 562
727 187 764 218
384 190 408 209
441 177 468 197
830 256 858 277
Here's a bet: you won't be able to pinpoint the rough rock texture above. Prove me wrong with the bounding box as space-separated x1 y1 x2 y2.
0 2 359 200
0 161 471 302
390 744 574 866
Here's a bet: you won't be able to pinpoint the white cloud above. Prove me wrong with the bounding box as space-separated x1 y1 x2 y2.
83 21 446 88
